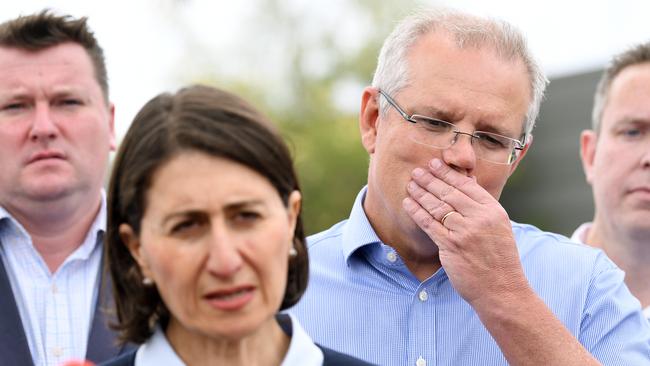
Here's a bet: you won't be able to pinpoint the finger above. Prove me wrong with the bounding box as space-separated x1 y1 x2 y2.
440 210 462 228
406 180 456 221
411 167 475 213
427 158 494 204
402 196 450 240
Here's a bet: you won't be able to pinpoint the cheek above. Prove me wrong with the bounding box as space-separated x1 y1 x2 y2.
476 166 511 199
142 242 200 292
246 224 292 301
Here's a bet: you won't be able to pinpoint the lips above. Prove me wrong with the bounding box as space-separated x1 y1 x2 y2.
27 149 66 164
204 285 255 311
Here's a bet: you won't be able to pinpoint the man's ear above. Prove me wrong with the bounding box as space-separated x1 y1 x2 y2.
580 130 598 185
108 103 117 151
359 87 380 155
119 223 153 280
508 134 533 176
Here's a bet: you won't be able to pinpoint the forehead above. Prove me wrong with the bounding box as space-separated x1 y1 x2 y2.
403 31 530 132
145 152 280 212
0 42 100 94
603 63 650 125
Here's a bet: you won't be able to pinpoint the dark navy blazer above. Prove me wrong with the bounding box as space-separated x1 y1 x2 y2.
0 243 132 366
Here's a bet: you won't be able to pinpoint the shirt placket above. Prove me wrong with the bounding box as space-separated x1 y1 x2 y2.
408 281 437 366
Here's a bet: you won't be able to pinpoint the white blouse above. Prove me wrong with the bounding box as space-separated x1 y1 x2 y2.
134 314 323 366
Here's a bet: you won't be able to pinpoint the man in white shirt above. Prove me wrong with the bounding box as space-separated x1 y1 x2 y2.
0 10 128 366
575 41 650 319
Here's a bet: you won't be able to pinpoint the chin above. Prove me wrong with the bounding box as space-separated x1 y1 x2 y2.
24 183 74 202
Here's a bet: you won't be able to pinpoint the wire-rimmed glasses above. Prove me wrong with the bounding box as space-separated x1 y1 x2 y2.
378 89 525 165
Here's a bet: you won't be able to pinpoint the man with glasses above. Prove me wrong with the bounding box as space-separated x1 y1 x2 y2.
290 8 650 366
574 42 650 320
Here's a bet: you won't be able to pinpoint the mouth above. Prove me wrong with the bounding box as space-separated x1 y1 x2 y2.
28 150 66 164
203 285 255 311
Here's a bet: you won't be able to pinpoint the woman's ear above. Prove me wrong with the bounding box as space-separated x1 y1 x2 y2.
286 190 302 233
119 223 153 280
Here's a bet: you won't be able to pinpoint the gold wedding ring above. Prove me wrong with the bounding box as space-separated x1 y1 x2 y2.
441 211 459 226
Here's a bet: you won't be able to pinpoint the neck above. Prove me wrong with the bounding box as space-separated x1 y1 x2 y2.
167 316 290 366
587 220 650 308
363 187 442 281
3 192 102 273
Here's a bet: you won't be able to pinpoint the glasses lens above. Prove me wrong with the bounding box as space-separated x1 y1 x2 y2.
408 119 519 165
409 116 456 149
473 132 518 164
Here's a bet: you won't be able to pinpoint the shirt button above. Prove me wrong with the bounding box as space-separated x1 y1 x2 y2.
52 347 62 357
51 284 58 294
416 356 427 366
386 251 397 263
418 290 428 302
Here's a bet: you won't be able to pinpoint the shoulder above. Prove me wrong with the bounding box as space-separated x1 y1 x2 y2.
98 348 137 366
307 220 347 249
319 344 375 366
511 221 607 265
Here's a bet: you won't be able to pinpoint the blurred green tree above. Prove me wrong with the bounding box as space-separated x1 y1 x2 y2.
168 0 415 233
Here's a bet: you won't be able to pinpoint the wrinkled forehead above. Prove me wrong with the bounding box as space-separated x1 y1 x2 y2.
0 44 104 98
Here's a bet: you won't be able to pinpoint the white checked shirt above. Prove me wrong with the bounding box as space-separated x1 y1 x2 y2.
0 196 105 366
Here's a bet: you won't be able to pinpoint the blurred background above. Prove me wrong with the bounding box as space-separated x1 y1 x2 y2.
2 0 648 237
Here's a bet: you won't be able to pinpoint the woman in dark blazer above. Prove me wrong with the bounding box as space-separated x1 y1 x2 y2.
99 85 372 366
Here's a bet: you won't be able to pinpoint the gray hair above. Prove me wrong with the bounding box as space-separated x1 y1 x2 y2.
592 41 650 132
371 8 548 140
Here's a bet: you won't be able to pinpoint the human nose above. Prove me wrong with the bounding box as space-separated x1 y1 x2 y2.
205 224 244 278
642 144 650 169
442 131 477 174
29 103 59 142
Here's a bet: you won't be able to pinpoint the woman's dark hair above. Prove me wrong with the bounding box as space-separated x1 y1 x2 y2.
106 85 307 344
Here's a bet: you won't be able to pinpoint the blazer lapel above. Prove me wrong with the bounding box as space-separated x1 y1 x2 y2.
85 251 130 363
0 245 35 366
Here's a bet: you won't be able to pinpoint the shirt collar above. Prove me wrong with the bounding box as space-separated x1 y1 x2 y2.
0 191 106 261
136 315 323 366
135 326 185 366
570 222 592 244
340 186 383 263
69 190 107 261
281 313 324 366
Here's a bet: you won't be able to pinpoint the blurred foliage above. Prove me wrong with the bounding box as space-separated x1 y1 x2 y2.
167 0 562 235
169 0 416 234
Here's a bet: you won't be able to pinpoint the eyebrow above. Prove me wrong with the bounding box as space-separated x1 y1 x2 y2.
412 105 461 123
159 199 267 225
617 116 650 126
474 122 522 139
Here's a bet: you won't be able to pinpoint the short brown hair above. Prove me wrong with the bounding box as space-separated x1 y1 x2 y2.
0 9 109 100
106 85 308 344
592 41 650 132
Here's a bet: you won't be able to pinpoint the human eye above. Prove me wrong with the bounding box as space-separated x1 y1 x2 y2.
233 210 262 224
1 101 28 112
55 98 84 107
169 216 205 236
477 132 509 149
618 126 645 140
413 116 451 132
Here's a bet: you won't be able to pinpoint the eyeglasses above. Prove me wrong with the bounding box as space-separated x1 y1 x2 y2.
378 89 525 165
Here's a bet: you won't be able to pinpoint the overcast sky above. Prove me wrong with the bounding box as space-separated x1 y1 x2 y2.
1 0 648 138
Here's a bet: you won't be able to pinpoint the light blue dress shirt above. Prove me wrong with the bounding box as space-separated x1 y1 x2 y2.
289 187 650 366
